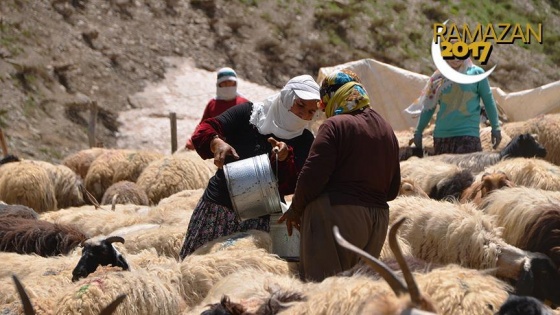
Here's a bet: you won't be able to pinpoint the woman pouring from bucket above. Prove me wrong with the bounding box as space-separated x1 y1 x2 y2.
279 69 401 282
179 74 321 259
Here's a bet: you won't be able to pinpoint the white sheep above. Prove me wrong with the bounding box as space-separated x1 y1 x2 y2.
480 157 560 191
112 150 164 183
180 248 294 308
39 204 149 238
62 147 107 180
190 229 273 256
85 149 134 203
480 187 560 266
136 154 215 205
27 160 86 209
147 188 203 226
54 265 185 315
110 224 186 260
398 178 429 198
101 180 150 206
400 158 473 200
388 195 559 292
0 160 57 213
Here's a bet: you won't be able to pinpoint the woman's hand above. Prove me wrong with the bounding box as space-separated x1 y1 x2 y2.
277 206 301 236
268 137 289 161
210 136 239 168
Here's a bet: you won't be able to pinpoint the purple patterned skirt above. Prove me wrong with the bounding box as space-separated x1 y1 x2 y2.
179 198 270 259
433 136 482 155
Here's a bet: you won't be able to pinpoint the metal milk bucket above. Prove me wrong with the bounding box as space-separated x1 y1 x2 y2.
223 154 281 221
270 211 300 261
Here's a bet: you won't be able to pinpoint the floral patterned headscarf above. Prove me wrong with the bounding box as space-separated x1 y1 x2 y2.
320 70 370 118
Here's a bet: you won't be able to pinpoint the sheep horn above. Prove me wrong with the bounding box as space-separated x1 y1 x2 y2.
332 226 408 296
105 236 125 244
12 274 36 315
389 217 422 306
111 193 119 211
99 294 126 315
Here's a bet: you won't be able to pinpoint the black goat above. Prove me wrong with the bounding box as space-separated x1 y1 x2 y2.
72 235 129 282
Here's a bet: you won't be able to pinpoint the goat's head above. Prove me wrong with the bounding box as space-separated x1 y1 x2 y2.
500 133 547 159
480 171 515 198
72 236 129 282
515 253 560 307
333 217 438 314
497 294 550 315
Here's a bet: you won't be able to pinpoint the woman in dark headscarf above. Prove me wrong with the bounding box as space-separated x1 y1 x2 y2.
179 75 321 258
280 70 401 282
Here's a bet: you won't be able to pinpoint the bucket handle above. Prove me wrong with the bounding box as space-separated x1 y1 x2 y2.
273 146 279 180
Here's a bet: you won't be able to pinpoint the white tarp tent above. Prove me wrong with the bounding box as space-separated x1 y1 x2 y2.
317 58 560 131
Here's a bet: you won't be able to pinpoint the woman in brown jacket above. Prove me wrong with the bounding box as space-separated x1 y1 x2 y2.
279 70 401 282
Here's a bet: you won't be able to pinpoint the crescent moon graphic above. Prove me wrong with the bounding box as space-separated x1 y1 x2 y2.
431 21 496 84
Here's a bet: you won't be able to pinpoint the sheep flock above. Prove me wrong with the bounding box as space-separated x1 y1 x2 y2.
2 114 560 314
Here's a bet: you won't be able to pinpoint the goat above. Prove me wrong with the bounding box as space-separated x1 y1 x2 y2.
422 133 547 174
72 235 129 281
0 217 86 256
460 171 515 205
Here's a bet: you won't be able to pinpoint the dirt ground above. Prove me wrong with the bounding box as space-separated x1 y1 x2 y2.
1 0 559 163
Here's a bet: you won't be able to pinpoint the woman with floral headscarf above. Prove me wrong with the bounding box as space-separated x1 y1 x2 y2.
279 70 401 282
179 74 321 258
405 56 501 155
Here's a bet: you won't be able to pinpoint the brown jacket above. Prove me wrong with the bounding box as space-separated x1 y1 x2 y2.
291 107 400 213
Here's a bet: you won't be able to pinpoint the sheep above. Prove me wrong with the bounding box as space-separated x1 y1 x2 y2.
39 204 149 238
85 149 135 203
398 178 429 198
136 154 216 205
388 196 560 305
480 187 560 266
111 150 164 183
26 160 86 209
502 113 560 166
189 269 308 315
421 133 547 174
109 224 186 260
191 229 273 256
101 180 150 206
8 274 126 315
71 235 130 282
460 171 515 205
56 265 185 315
0 203 39 220
0 160 58 213
62 147 107 180
181 248 294 308
400 158 474 200
0 217 86 257
147 188 203 226
480 157 560 191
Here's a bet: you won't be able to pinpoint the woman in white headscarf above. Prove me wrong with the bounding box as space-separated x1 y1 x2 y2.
179 74 321 259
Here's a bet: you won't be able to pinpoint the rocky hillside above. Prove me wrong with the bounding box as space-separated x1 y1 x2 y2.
1 0 559 163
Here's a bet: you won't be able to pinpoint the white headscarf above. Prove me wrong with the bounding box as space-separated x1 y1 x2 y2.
249 75 320 139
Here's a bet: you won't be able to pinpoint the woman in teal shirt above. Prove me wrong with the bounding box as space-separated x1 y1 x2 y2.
409 57 501 154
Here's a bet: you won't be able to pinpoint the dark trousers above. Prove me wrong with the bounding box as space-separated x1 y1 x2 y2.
299 193 389 282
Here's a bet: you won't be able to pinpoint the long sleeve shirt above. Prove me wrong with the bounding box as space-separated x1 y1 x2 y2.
191 102 314 209
416 66 500 138
291 107 401 214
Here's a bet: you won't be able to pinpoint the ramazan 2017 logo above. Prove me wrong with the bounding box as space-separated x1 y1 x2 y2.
431 21 543 84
